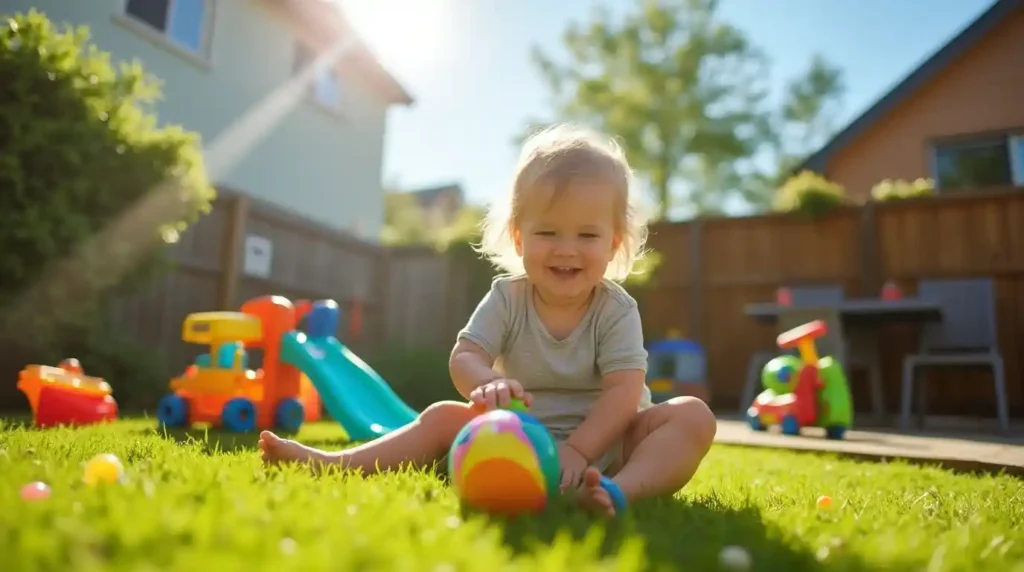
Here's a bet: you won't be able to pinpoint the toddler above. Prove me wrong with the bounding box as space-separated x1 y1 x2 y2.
259 124 717 517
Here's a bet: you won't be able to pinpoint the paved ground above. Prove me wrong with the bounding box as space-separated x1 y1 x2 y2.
713 415 1024 476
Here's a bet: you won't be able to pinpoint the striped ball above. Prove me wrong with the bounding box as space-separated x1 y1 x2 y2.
448 409 560 515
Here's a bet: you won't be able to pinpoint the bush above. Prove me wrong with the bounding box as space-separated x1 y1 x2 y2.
871 177 935 201
772 170 848 216
364 343 462 410
0 10 214 406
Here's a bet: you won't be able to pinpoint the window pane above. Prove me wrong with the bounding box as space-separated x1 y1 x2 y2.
934 139 1011 191
314 72 341 109
1011 137 1024 185
168 0 207 52
126 0 170 31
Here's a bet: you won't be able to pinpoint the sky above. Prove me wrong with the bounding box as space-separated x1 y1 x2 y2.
339 0 999 208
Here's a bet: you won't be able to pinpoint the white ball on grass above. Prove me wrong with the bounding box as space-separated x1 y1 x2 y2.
719 545 752 570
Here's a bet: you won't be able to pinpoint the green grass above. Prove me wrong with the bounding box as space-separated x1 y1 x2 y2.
1 418 1022 572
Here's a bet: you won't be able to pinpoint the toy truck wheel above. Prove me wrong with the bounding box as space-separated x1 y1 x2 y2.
221 398 257 432
157 395 189 427
780 414 801 436
825 425 846 440
746 410 766 431
274 398 305 433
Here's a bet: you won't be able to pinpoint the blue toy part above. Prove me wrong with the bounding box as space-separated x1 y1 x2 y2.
646 338 706 384
221 397 257 432
599 476 628 515
157 394 189 427
306 299 340 339
746 409 766 431
780 414 801 436
274 398 305 433
825 425 846 440
194 342 248 369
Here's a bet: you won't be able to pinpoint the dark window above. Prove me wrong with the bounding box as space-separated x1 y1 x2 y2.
125 0 209 53
126 0 169 31
933 137 1013 191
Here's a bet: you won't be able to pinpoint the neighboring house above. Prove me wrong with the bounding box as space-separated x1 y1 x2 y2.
6 0 413 240
405 183 465 230
799 0 1024 201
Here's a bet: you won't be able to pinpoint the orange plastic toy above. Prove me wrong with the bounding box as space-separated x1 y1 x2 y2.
156 296 322 433
18 358 118 428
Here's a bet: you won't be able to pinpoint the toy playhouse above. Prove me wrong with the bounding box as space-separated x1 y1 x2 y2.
645 331 710 403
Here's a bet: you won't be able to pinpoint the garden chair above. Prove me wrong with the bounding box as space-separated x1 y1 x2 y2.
900 278 1010 433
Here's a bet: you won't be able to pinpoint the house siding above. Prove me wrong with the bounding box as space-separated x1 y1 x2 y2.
5 0 391 240
823 6 1024 201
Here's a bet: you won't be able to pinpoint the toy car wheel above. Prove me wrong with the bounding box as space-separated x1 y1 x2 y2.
274 398 305 433
221 398 257 432
780 414 801 436
825 425 846 440
157 394 189 427
746 410 766 431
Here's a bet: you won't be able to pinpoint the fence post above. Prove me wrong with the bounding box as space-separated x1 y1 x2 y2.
859 201 881 296
689 216 704 343
217 193 249 309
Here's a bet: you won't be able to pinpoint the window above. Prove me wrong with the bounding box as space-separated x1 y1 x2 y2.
125 0 211 54
294 43 344 112
932 134 1024 191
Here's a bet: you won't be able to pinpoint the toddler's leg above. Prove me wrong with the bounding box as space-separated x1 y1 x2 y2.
577 397 716 516
259 401 477 475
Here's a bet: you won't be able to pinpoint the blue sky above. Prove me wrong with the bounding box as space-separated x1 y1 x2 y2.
341 0 998 207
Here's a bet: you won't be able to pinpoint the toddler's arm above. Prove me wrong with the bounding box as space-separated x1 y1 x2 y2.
450 280 511 399
566 302 648 463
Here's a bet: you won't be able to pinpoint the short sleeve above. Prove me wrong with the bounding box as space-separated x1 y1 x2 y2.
456 280 510 359
596 303 648 376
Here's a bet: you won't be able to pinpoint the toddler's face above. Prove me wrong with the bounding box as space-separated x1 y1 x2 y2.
514 179 620 304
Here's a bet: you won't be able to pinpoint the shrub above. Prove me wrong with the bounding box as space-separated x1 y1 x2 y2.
871 177 936 201
0 10 214 406
772 170 848 216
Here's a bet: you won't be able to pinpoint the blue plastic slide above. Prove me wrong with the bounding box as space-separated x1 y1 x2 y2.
278 299 418 442
280 331 419 442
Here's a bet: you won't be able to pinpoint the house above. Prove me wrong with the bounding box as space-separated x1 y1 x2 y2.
404 183 466 231
799 0 1024 200
5 0 413 241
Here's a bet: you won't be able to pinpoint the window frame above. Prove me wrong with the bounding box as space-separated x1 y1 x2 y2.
121 0 215 60
929 130 1024 192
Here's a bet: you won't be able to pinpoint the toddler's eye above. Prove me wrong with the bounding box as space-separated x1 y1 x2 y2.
535 231 555 236
580 233 599 239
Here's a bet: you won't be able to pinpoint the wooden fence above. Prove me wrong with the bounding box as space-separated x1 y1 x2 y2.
384 189 1024 419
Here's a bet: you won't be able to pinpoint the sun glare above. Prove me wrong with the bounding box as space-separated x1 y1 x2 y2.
338 0 451 77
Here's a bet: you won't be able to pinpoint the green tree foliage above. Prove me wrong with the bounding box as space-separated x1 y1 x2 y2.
0 11 214 405
379 189 486 251
525 0 845 218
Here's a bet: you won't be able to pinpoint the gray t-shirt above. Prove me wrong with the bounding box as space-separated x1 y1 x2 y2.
457 274 651 467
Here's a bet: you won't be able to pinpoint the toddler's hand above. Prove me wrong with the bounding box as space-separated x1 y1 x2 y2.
557 442 589 490
469 378 532 411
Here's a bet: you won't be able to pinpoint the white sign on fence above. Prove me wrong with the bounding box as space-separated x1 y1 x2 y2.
243 234 273 278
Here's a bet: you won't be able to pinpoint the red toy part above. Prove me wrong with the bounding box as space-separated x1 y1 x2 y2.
792 365 823 426
35 384 118 428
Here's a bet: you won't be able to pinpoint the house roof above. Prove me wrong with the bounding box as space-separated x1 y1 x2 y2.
279 0 414 106
796 0 1020 174
405 183 465 208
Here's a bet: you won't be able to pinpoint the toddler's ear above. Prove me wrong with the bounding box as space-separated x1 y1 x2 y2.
609 233 623 260
513 228 524 256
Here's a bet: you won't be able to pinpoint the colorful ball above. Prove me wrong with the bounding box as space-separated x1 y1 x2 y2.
448 409 560 515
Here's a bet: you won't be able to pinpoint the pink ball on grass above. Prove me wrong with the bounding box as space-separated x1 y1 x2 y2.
20 481 51 501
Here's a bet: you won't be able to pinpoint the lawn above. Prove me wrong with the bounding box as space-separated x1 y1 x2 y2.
1 418 1022 572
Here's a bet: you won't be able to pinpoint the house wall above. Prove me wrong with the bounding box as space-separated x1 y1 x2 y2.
824 6 1024 201
5 0 392 240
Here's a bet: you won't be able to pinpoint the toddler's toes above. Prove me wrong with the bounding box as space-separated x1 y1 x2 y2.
576 467 616 518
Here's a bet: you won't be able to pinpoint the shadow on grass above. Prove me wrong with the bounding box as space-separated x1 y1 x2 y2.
145 424 349 455
464 494 871 571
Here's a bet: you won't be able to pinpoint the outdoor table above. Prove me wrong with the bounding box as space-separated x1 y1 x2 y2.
744 297 943 327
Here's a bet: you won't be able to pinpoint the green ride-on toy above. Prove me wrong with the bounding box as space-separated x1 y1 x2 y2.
747 320 853 439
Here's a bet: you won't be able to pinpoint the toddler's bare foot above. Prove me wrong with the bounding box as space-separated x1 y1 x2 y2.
575 467 617 518
258 431 338 474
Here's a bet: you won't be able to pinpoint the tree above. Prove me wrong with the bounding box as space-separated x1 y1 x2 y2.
525 0 844 218
379 189 486 250
0 10 214 405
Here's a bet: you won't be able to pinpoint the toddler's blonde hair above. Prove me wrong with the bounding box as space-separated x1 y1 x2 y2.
477 123 649 281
